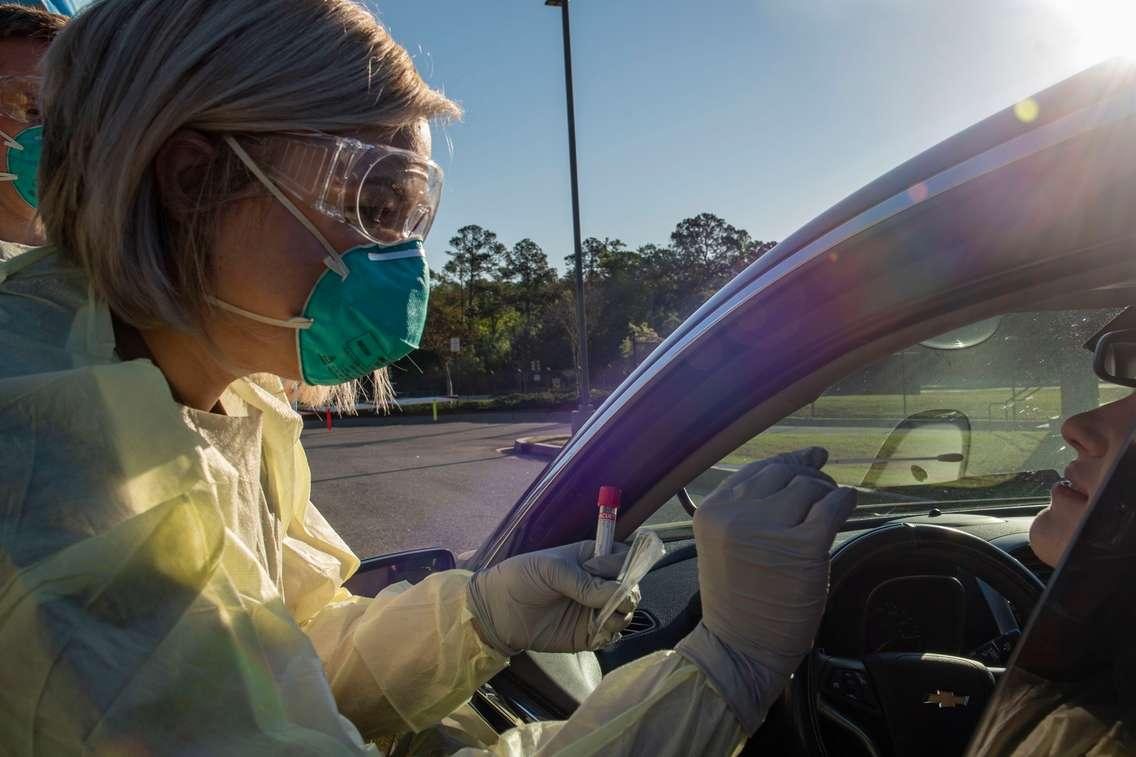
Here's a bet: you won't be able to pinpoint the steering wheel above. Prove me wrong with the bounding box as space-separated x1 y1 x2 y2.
787 523 1044 757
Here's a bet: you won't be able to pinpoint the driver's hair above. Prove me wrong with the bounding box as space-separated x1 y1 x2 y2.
37 0 460 412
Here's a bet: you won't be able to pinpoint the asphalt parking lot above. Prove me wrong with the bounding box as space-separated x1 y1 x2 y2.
302 411 981 560
303 411 569 558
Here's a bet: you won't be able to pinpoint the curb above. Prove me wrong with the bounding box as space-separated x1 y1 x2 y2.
512 435 568 459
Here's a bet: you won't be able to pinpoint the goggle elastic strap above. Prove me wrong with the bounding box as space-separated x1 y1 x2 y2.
224 135 349 279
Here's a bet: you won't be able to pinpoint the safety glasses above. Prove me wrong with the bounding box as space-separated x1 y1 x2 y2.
0 76 42 124
1093 329 1136 388
251 131 443 244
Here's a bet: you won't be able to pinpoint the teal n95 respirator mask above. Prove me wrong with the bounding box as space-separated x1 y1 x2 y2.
0 76 47 209
0 124 41 209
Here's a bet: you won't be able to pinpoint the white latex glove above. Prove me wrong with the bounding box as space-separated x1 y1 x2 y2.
676 447 856 734
467 540 640 656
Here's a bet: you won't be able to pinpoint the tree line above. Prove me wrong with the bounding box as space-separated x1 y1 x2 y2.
395 212 777 398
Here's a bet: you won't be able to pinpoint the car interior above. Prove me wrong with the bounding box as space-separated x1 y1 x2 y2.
462 288 1136 756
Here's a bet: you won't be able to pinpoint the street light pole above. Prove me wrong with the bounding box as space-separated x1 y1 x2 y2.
545 0 592 426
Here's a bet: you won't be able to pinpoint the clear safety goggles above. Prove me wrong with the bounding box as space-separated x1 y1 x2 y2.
0 76 42 123
250 132 443 244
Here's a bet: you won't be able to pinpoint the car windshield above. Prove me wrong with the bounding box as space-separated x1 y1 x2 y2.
662 307 1128 522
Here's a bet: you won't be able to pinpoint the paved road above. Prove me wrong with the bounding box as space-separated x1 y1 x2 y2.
303 412 569 558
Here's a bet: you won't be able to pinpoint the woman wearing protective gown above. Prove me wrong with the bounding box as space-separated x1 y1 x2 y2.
0 1 855 753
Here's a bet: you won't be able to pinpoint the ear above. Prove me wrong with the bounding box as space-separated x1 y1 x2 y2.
154 129 217 220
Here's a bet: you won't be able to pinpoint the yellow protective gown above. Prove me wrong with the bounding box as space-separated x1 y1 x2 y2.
0 247 747 756
0 239 29 261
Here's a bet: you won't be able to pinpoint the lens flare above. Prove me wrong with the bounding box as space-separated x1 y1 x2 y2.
1014 98 1040 123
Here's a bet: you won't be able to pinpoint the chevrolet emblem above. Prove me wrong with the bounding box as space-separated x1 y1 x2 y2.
924 690 969 708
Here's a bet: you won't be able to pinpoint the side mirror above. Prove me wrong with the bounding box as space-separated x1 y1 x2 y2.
342 548 456 598
920 316 1002 350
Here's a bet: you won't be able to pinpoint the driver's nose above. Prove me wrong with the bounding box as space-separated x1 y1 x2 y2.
1061 409 1109 460
1061 393 1136 462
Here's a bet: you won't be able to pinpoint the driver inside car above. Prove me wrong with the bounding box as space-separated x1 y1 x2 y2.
966 311 1136 757
1028 309 1136 570
0 1 857 754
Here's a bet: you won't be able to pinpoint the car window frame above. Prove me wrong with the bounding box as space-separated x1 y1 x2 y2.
474 250 1136 569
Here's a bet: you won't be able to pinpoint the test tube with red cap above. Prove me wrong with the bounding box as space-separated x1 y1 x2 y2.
594 486 622 558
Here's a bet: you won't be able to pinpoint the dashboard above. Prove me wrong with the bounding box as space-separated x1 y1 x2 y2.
477 510 1049 733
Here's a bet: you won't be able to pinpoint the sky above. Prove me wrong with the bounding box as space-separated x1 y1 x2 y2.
62 0 1128 271
360 0 1131 273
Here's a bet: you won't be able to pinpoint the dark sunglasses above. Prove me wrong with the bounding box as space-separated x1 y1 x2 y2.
1093 329 1136 388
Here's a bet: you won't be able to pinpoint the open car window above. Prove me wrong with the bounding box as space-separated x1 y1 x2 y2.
651 308 1126 525
966 423 1136 756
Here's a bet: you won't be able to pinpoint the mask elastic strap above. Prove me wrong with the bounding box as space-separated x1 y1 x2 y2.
223 135 348 278
206 295 313 330
0 129 21 183
0 129 21 151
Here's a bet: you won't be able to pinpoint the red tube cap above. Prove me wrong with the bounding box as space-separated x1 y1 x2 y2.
597 485 621 509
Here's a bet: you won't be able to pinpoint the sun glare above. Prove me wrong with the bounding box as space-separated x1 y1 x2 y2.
1049 0 1136 61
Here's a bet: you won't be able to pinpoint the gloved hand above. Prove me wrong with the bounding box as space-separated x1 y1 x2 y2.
467 540 640 656
676 447 856 734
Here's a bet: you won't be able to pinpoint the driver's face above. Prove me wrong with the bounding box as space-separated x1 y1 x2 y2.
1029 391 1136 567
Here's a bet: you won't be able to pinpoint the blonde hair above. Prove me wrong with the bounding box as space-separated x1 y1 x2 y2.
37 0 457 412
292 372 395 415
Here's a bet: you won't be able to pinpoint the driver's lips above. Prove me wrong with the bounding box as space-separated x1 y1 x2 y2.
1049 464 1094 516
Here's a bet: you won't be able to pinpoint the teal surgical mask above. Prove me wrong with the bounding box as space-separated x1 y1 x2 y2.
0 124 42 209
208 136 431 386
